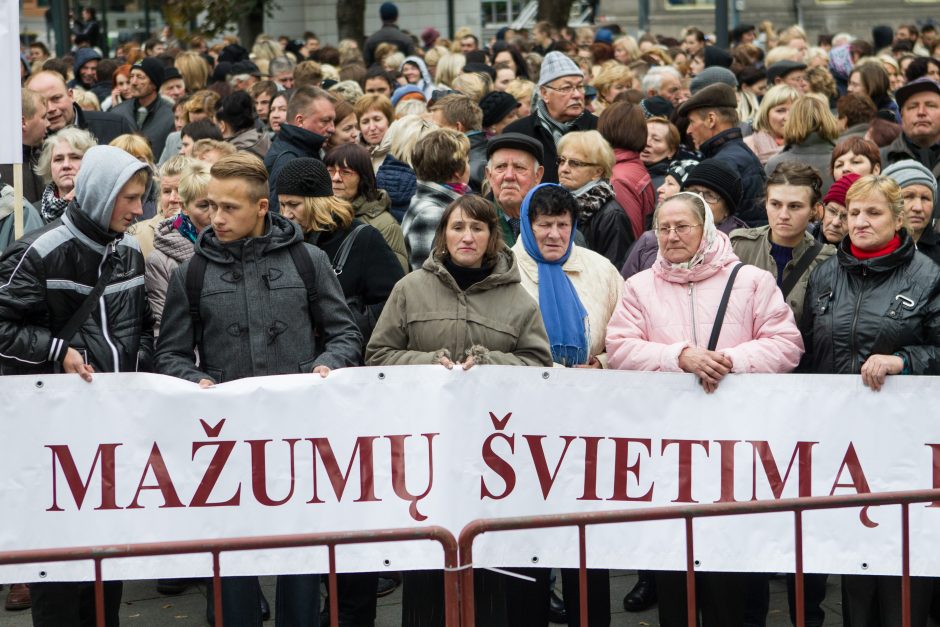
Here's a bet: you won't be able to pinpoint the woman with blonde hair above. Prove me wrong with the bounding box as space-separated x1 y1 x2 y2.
175 51 209 92
744 84 799 165
434 53 466 88
183 90 220 123
765 94 841 192
34 127 96 223
145 161 211 331
505 78 536 118
591 63 635 115
277 157 404 345
128 155 196 259
613 35 641 65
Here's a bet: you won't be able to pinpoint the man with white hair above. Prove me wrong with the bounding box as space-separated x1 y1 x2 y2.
641 66 683 106
269 56 296 90
504 51 598 183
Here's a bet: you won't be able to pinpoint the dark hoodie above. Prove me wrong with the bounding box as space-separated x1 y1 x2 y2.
0 145 155 375
155 213 362 383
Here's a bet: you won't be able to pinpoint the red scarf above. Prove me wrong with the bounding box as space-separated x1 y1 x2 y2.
850 233 901 260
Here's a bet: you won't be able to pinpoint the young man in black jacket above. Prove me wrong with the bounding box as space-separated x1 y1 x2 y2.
0 145 155 626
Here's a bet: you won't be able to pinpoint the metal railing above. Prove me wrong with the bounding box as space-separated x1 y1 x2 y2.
457 489 940 627
0 526 460 627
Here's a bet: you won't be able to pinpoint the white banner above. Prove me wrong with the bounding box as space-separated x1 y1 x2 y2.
1 367 939 582
0 0 23 165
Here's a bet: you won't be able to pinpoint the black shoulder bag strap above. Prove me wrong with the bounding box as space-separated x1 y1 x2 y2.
332 224 368 275
707 263 744 351
287 242 326 349
779 241 823 300
58 246 118 346
185 254 209 350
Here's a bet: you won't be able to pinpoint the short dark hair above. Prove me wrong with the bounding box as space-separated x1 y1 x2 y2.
905 56 940 83
598 101 648 152
364 66 397 90
96 58 119 84
324 143 378 201
830 136 881 177
766 161 824 206
836 93 877 128
431 195 505 266
286 85 334 121
181 119 224 142
526 185 580 225
215 90 256 133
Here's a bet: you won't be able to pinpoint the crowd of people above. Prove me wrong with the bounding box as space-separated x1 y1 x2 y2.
4 3 940 626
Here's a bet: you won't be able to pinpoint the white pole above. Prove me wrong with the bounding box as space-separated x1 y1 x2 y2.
13 164 24 240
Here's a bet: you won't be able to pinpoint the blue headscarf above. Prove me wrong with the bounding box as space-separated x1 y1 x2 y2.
520 184 590 367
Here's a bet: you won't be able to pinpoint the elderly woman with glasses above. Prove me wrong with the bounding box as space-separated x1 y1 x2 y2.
606 191 803 627
555 130 634 268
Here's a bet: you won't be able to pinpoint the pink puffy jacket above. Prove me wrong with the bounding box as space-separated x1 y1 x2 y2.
605 231 804 373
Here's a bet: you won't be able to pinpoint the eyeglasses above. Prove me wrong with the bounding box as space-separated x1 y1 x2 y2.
543 83 586 95
556 156 597 169
685 188 721 204
656 224 701 237
327 167 356 178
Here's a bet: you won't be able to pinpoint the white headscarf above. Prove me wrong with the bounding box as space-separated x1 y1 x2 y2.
660 191 718 269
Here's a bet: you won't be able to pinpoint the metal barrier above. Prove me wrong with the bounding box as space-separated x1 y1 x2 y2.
457 489 940 627
0 525 460 627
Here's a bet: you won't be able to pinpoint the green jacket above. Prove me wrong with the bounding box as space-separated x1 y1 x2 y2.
365 248 552 367
730 225 835 320
352 191 409 273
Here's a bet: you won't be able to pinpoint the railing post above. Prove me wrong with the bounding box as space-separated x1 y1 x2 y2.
901 503 911 627
578 524 588 627
212 550 224 627
794 509 805 627
94 558 105 627
459 540 476 627
328 545 340 627
685 516 697 627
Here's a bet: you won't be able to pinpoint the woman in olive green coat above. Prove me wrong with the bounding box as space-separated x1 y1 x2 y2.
366 194 551 627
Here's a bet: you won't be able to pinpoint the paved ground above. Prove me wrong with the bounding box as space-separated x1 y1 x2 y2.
1 571 880 626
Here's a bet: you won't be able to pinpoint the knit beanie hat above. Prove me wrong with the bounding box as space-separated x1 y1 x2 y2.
134 58 165 89
703 45 733 68
276 158 333 197
882 159 938 200
666 159 700 186
421 27 440 48
380 2 398 21
538 51 583 87
682 158 744 214
872 26 894 51
823 172 861 206
690 66 738 94
479 91 521 128
640 96 673 119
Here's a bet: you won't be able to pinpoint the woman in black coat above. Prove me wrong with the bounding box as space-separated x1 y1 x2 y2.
277 158 404 349
801 174 940 626
556 130 634 268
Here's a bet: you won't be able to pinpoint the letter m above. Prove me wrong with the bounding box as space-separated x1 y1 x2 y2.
47 444 122 511
749 441 817 500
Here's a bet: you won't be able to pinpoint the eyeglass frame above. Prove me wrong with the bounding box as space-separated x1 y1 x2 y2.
542 82 587 95
556 156 598 169
655 223 703 237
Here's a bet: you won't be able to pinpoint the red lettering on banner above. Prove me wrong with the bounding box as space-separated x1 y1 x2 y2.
749 441 817 500
190 439 241 507
829 443 871 496
388 433 437 522
662 439 710 503
524 435 577 499
481 431 516 500
248 439 300 507
308 436 380 504
609 438 653 502
47 444 122 511
127 443 184 509
489 412 512 430
715 440 740 503
578 436 603 501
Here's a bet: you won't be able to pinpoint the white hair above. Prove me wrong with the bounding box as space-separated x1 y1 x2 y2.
641 66 682 94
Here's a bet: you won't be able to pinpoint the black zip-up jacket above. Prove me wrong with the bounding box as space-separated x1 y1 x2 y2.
0 204 154 375
503 111 599 184
800 229 940 375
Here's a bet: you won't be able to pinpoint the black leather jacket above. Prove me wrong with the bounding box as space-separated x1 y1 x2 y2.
800 230 940 375
0 205 154 375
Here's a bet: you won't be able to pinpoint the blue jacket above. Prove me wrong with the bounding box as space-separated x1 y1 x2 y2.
263 124 326 213
700 127 767 227
376 154 416 223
